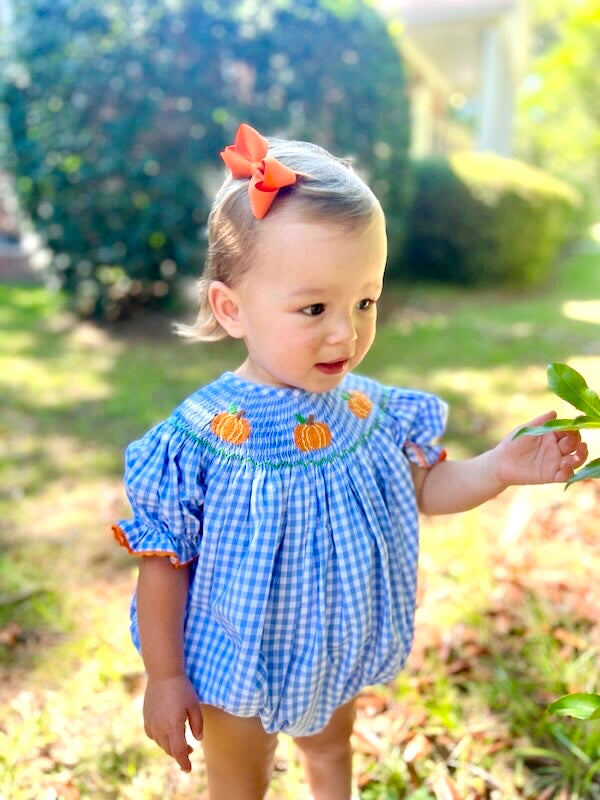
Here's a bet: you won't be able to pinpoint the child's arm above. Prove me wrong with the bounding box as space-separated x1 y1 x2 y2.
412 411 588 515
137 556 203 773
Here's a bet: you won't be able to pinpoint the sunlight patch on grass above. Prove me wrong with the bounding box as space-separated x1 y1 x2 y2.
1 350 118 407
1 432 119 522
418 503 497 629
385 306 449 336
427 364 550 454
562 300 600 326
568 355 600 386
16 476 122 544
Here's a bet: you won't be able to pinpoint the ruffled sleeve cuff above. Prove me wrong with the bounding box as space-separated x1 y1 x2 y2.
387 389 448 468
112 522 198 568
112 419 205 567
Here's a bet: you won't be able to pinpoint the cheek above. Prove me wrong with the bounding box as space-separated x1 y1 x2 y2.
284 330 321 355
278 319 320 346
359 315 377 347
261 321 309 357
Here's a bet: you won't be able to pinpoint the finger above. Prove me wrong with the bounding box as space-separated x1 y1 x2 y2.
521 410 557 428
168 731 193 773
555 461 574 483
556 445 588 481
557 430 581 454
572 442 588 466
188 704 204 741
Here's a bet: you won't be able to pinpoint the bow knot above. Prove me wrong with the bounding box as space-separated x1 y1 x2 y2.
220 123 298 219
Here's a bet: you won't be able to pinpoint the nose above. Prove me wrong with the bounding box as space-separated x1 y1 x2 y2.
326 311 358 346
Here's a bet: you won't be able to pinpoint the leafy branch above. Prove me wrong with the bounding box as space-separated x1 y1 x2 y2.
514 362 600 487
516 363 600 722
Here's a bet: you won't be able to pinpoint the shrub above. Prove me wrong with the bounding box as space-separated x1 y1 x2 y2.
2 0 410 319
395 152 583 287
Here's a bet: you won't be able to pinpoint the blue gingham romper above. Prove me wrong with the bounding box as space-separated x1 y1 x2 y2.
113 371 447 736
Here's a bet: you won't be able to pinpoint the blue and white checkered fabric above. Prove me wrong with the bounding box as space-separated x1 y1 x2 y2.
115 371 447 736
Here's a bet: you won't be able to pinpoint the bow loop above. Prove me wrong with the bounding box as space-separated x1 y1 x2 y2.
220 147 259 179
220 123 298 219
260 156 297 191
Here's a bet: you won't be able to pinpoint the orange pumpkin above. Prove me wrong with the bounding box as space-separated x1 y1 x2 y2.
294 414 332 452
342 390 372 419
211 404 251 445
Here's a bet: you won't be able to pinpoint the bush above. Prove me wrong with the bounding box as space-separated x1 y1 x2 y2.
395 152 583 287
2 0 410 319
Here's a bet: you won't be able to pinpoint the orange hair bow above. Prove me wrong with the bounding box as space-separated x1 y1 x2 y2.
220 123 298 219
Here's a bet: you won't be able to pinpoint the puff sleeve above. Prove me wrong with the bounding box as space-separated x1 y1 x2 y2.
387 388 448 468
112 419 205 567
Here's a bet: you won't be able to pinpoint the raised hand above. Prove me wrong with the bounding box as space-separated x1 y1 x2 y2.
494 411 588 486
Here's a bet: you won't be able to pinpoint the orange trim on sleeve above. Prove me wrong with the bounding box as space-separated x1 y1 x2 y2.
111 524 196 569
435 449 447 464
405 442 446 469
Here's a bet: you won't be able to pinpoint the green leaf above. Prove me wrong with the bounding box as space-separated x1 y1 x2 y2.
513 417 600 438
547 363 600 418
548 693 600 720
566 458 600 488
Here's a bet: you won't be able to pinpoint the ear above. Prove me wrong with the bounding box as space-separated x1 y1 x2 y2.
207 281 245 339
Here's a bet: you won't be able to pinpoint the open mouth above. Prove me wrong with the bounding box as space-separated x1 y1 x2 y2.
315 360 348 375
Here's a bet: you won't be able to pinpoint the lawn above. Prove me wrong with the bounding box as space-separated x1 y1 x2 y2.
1 246 599 799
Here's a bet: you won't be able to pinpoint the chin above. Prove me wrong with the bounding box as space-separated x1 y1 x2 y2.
312 373 348 392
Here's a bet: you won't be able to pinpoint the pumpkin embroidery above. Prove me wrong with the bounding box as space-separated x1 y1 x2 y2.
294 414 332 452
342 390 372 419
210 403 251 445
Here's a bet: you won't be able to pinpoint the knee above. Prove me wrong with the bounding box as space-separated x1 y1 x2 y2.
293 700 356 763
294 725 353 763
296 735 352 764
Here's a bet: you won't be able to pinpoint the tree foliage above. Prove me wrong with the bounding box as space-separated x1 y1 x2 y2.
515 0 600 218
2 0 409 319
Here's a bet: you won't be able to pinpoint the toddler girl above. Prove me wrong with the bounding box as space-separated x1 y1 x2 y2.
113 123 588 800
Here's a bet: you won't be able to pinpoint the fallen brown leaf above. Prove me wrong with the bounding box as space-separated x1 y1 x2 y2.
351 724 385 758
553 626 588 650
355 691 389 715
47 782 80 800
403 732 432 763
0 622 24 647
430 774 462 800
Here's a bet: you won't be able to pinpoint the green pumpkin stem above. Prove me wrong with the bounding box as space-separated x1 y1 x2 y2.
228 403 245 418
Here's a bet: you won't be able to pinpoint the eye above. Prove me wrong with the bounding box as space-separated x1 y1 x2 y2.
357 298 376 311
301 303 325 316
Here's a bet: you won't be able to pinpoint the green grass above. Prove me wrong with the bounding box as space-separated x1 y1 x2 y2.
0 246 599 798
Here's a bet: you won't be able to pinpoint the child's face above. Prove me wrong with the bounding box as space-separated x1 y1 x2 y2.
226 212 387 392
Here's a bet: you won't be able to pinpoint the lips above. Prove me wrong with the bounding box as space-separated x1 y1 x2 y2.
315 359 348 375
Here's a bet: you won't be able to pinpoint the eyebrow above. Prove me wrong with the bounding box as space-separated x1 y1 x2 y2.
287 283 383 299
287 288 326 298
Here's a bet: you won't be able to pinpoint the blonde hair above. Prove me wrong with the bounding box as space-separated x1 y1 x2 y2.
176 136 383 342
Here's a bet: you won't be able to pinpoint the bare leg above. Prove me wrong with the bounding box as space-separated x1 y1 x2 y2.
200 704 278 800
293 699 356 800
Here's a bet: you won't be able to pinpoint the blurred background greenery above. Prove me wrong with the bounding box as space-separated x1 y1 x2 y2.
0 0 597 318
